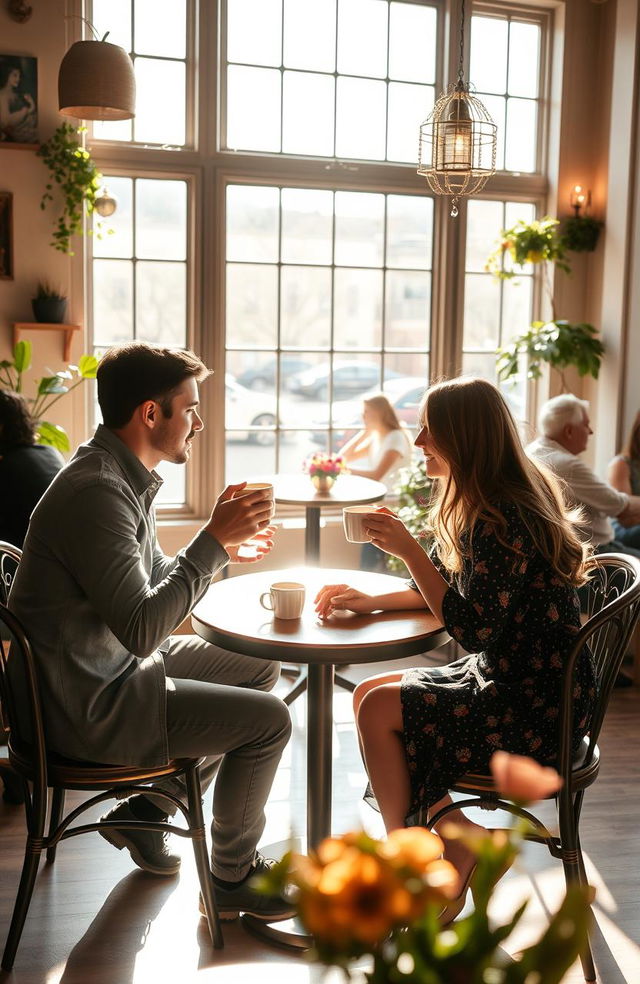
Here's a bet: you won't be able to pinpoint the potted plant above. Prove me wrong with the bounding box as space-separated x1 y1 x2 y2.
37 122 103 255
0 339 98 452
31 280 68 324
486 217 605 391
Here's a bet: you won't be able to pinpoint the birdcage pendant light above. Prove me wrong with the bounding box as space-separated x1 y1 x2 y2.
418 0 497 217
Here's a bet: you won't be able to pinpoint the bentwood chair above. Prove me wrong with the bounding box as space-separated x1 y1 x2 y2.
0 541 24 804
427 553 640 984
0 550 223 971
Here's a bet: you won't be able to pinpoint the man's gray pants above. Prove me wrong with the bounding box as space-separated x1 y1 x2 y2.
144 636 291 882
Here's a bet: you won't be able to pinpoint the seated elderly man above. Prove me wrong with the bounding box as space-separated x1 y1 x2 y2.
527 394 640 686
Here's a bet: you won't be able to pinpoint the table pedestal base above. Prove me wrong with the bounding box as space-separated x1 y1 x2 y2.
241 912 311 950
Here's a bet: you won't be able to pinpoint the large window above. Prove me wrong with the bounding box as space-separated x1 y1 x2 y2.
224 0 438 163
88 0 553 514
225 184 433 479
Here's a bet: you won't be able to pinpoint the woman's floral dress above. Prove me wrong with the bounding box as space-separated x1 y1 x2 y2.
400 501 597 825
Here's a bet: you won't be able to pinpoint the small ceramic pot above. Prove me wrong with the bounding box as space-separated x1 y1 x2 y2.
311 474 335 493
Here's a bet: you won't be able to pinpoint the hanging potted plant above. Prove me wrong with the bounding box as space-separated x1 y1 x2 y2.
37 122 103 255
486 217 605 392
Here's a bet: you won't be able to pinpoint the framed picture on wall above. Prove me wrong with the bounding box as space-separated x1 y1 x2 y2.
0 55 38 147
0 192 13 279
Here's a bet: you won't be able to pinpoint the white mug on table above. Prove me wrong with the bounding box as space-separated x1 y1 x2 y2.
260 581 306 619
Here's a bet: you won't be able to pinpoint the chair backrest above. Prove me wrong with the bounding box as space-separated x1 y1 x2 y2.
0 541 21 606
0 542 48 794
558 552 640 780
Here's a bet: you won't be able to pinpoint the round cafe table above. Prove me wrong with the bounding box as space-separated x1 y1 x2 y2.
191 566 448 948
270 473 386 564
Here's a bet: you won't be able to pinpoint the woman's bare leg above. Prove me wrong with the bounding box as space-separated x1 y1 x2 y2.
428 795 486 888
356 682 410 832
352 670 405 717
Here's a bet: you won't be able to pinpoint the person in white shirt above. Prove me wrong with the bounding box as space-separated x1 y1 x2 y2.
339 393 412 570
526 393 640 557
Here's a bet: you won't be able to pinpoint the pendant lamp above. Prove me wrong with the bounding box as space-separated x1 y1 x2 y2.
418 0 497 216
58 30 135 122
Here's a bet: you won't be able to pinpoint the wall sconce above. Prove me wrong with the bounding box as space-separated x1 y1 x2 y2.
569 185 590 217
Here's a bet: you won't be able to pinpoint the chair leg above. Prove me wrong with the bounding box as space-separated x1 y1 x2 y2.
1 840 43 971
184 764 224 949
46 787 66 863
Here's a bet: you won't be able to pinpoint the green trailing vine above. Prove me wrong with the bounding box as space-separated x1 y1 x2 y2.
37 123 103 255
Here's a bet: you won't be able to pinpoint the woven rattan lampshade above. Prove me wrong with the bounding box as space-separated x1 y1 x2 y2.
58 40 135 121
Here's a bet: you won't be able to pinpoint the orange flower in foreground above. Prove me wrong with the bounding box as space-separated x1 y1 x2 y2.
490 750 563 803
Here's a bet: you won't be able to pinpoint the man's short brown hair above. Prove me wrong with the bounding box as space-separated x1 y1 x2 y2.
97 343 211 429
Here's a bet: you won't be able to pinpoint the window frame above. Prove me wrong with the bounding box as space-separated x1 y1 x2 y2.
87 0 556 518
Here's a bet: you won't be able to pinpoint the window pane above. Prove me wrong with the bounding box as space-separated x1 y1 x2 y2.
480 94 506 170
337 0 388 78
387 82 434 163
227 185 280 262
155 461 186 504
135 57 186 144
505 98 537 172
463 274 501 350
466 200 503 272
93 0 132 50
135 0 186 59
227 0 282 66
93 118 132 142
502 276 533 343
93 177 133 258
93 260 133 344
470 16 508 93
284 0 336 71
334 192 385 267
389 2 436 83
281 266 332 347
386 195 433 270
385 270 431 348
136 261 187 346
281 188 333 265
388 352 429 384
135 179 187 260
226 263 278 347
283 71 335 156
336 76 386 160
226 65 281 151
334 268 383 348
508 22 540 98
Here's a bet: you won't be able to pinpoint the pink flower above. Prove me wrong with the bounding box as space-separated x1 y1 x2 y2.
490 750 563 803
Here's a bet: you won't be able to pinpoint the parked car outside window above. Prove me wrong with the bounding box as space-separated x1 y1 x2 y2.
237 357 313 392
225 375 278 445
288 361 401 401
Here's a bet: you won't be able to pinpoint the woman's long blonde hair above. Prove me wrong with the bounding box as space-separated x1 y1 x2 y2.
364 393 412 452
421 377 591 586
621 410 640 462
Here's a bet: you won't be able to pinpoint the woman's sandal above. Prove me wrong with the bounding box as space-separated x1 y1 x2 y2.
438 828 515 927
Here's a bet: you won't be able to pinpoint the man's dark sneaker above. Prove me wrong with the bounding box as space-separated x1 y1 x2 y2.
200 854 295 922
99 800 181 876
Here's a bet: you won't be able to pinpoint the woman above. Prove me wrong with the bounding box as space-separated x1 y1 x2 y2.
315 377 596 918
607 410 640 550
0 62 36 143
339 393 412 570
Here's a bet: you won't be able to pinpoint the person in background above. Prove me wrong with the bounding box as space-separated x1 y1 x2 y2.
527 393 640 687
607 410 640 551
315 378 596 923
339 393 412 571
0 390 64 548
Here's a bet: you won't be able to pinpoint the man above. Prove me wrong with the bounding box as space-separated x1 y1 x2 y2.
527 394 640 557
8 343 293 921
527 394 640 687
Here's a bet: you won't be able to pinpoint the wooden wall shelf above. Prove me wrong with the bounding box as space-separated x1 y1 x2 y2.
12 323 81 362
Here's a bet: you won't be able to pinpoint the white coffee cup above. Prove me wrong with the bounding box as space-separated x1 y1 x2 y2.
260 581 306 620
234 482 275 516
343 504 378 543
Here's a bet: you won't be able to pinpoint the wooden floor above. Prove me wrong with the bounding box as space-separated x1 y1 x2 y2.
1 655 639 984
